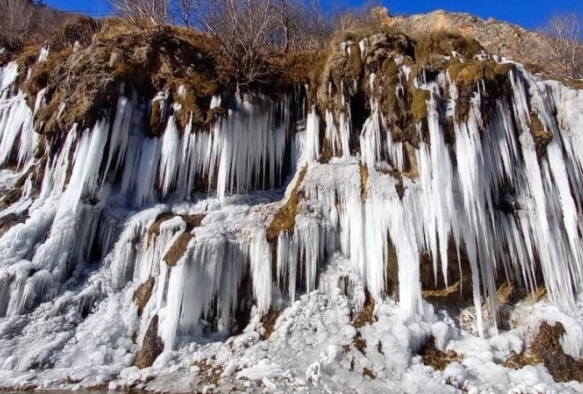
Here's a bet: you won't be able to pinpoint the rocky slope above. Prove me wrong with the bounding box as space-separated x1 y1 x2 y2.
387 9 574 77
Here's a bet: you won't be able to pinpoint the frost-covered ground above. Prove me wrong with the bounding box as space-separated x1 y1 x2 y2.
4 270 583 394
106 292 583 394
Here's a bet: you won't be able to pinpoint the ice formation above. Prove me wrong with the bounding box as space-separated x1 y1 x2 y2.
1 35 583 392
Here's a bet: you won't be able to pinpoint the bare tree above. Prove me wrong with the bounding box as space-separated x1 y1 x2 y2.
177 0 334 83
177 0 196 28
0 0 34 49
110 0 169 29
541 13 583 78
187 0 282 84
332 0 387 32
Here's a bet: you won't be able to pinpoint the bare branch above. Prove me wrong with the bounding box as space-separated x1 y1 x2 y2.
541 13 583 78
110 0 169 29
0 0 34 50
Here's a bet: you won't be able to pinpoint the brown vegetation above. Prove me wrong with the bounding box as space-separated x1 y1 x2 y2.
504 321 583 382
410 88 430 123
353 293 376 328
362 367 376 379
529 112 554 156
147 212 174 246
448 60 515 124
353 331 367 354
413 30 482 65
17 20 225 138
134 315 164 369
193 359 224 385
266 166 307 243
260 307 282 340
420 337 463 371
163 232 195 267
160 214 206 266
133 277 155 316
359 163 369 200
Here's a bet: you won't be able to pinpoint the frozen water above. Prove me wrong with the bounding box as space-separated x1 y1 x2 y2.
0 56 582 393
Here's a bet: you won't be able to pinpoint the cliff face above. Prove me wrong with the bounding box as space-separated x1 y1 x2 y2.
387 10 571 76
1 16 583 393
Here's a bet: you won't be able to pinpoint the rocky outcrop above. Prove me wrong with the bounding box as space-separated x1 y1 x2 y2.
386 10 571 75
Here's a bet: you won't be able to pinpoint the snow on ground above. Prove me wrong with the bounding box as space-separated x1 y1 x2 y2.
96 288 583 393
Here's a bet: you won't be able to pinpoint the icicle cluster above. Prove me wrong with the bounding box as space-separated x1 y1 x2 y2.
1 39 583 373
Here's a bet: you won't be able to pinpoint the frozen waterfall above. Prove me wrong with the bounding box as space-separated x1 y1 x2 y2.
1 48 583 378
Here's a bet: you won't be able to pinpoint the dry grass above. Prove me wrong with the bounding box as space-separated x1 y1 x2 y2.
410 88 431 123
148 213 205 250
448 60 515 125
527 286 548 302
414 30 482 65
448 60 514 88
134 315 164 369
260 307 282 340
163 232 195 267
422 281 463 306
171 78 222 130
359 163 369 201
193 359 224 385
529 113 554 156
504 321 583 382
0 189 21 211
362 367 376 379
420 337 463 371
133 277 155 317
48 16 101 52
353 332 367 354
266 166 307 243
147 213 174 246
17 18 226 137
353 294 376 329
182 214 206 230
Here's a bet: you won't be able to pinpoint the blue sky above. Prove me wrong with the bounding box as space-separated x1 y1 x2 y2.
45 0 583 30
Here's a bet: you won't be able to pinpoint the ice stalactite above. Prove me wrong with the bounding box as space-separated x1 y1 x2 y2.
2 43 583 380
119 93 292 206
0 62 38 169
280 55 583 335
0 63 297 350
